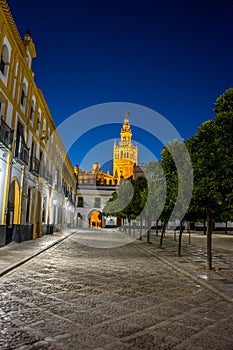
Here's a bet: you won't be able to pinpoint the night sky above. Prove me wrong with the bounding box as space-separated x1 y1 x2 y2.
7 0 233 171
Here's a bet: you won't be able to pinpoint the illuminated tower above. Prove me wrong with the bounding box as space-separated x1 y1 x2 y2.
113 113 138 182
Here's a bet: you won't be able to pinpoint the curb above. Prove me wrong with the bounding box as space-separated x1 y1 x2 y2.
0 231 75 278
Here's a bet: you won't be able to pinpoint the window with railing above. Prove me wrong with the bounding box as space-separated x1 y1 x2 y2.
0 117 13 150
29 156 40 175
15 121 29 164
39 160 52 184
46 171 52 185
36 111 41 132
29 100 35 123
21 84 27 106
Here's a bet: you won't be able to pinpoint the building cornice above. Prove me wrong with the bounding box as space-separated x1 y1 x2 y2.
0 0 26 57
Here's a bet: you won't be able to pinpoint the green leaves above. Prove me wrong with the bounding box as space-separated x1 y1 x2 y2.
214 87 233 114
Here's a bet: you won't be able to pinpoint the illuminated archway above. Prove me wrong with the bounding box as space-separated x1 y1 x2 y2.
89 210 102 228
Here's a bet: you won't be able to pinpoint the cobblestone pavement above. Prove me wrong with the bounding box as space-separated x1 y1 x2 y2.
142 231 233 302
1 230 233 350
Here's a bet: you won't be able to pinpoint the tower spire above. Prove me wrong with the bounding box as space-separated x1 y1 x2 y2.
113 113 138 183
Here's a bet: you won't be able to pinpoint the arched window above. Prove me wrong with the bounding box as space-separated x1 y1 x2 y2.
0 44 9 76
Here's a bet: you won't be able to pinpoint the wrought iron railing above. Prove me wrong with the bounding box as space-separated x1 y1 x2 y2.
47 172 52 185
29 157 40 176
15 141 29 165
39 165 52 185
0 117 14 150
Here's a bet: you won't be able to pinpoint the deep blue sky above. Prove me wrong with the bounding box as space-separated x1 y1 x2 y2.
7 0 233 171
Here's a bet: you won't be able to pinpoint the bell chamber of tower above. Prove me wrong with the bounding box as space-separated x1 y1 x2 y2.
113 113 138 183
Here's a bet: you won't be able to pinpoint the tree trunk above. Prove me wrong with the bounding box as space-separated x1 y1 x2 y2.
225 221 227 234
159 222 166 248
147 229 150 243
147 220 151 243
207 212 213 270
156 220 159 237
178 220 183 257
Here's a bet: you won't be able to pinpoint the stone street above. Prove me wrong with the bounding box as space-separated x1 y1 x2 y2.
1 229 233 350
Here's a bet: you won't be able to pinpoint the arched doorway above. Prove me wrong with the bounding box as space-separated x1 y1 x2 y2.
89 210 102 228
9 179 20 224
6 179 20 244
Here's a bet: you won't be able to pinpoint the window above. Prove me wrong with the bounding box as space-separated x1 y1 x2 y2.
42 197 46 223
29 100 35 123
78 196 84 207
42 119 47 140
0 45 9 76
0 98 5 117
94 197 101 208
15 121 29 164
21 83 27 106
36 111 41 132
30 141 34 166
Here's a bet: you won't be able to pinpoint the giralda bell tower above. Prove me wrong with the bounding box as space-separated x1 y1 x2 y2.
113 113 138 183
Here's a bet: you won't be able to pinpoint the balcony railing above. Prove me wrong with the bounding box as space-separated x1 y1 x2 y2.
0 117 14 150
47 172 52 185
29 157 40 176
40 165 52 185
15 142 29 165
64 189 76 205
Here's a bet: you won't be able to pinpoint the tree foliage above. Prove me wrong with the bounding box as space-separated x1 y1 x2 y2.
187 88 233 269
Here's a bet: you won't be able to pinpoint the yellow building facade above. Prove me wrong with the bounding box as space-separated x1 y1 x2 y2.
74 162 117 186
0 0 77 245
113 113 138 182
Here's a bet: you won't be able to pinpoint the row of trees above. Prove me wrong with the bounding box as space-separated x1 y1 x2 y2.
103 88 233 269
